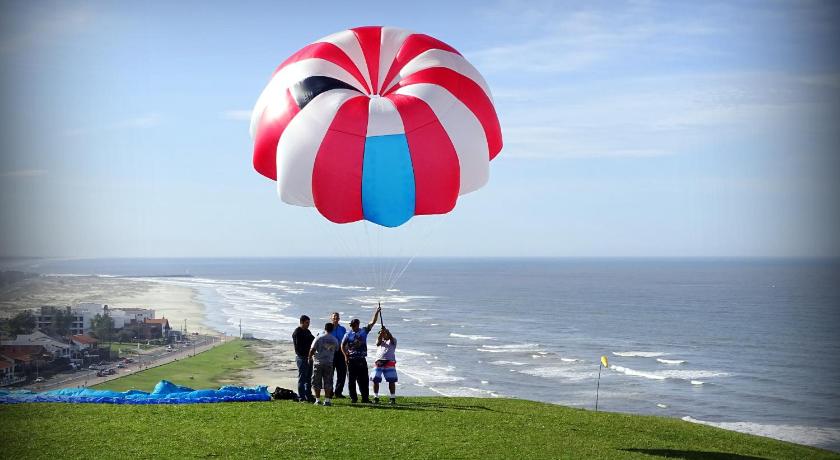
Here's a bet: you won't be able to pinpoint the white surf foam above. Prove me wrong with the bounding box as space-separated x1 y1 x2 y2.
612 351 667 358
519 366 597 382
682 417 840 449
476 343 542 353
450 333 496 341
657 358 686 365
611 365 728 382
490 360 527 366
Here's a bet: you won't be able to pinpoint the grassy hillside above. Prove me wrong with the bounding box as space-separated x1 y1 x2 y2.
93 339 259 392
1 339 835 459
1 397 837 459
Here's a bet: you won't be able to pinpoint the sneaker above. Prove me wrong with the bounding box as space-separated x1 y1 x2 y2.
313 400 321 405
323 401 332 407
389 398 396 405
373 396 380 404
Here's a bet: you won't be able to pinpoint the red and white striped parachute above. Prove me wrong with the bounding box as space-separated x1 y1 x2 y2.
250 26 502 228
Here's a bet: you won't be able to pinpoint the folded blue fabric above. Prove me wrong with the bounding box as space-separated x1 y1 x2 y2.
0 380 270 404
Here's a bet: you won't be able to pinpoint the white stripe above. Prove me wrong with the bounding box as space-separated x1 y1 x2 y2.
377 27 414 94
383 49 493 102
367 96 404 137
394 84 488 195
250 58 365 138
316 29 372 94
275 89 360 207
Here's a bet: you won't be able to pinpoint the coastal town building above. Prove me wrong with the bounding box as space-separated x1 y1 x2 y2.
3 330 71 359
139 318 171 340
70 334 98 351
34 304 156 336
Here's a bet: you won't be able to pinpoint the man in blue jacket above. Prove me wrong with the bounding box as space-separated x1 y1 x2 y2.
329 312 347 398
341 305 381 403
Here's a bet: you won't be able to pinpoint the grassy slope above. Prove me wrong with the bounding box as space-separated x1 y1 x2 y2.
1 398 837 459
2 339 837 459
93 339 259 392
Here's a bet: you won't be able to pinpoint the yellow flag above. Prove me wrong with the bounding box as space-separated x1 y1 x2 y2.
601 355 609 368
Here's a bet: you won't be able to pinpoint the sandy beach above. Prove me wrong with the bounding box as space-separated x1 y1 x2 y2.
242 340 298 390
0 275 208 333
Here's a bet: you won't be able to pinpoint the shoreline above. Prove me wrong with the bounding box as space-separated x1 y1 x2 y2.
0 274 209 333
240 340 298 390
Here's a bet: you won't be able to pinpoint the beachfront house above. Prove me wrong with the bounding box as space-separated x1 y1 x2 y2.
0 355 23 386
3 330 72 359
0 345 52 379
70 334 98 351
119 308 155 324
140 318 171 340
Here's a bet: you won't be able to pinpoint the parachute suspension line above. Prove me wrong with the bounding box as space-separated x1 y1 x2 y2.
363 220 380 297
318 220 371 292
385 214 449 291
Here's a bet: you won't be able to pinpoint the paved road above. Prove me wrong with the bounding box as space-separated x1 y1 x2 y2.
25 336 226 391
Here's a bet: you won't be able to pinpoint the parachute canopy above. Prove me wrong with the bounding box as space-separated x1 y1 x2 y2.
0 380 270 404
251 26 502 228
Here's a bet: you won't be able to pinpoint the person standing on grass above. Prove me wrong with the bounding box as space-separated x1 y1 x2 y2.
292 315 314 402
341 305 381 403
329 312 347 398
371 326 398 405
308 322 339 406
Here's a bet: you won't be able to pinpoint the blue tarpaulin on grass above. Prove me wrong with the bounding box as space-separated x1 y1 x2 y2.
0 380 270 404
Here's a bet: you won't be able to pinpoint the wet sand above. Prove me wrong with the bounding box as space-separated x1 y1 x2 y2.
242 340 298 390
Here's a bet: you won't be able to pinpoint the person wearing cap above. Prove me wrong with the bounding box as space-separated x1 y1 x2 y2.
341 305 381 403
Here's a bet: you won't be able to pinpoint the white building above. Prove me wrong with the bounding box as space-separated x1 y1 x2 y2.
4 330 72 359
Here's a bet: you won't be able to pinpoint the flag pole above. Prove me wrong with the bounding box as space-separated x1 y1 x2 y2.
596 363 602 412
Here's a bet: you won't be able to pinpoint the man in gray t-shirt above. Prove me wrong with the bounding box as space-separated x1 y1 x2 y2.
308 322 339 406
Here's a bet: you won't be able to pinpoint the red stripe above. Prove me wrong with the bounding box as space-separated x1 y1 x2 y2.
273 42 370 94
380 34 460 95
253 88 300 180
351 26 382 94
391 68 502 160
311 96 369 224
387 93 460 215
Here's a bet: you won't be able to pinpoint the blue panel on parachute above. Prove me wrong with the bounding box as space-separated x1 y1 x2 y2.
362 133 416 228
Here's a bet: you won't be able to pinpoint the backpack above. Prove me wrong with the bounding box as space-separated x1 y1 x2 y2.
271 387 298 401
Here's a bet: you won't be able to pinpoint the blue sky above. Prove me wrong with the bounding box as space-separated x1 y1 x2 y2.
0 1 838 258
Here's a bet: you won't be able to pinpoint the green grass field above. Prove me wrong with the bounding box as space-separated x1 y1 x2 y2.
2 339 837 459
1 397 836 459
93 339 259 392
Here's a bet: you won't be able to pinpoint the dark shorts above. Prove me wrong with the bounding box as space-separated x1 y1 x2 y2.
312 363 334 390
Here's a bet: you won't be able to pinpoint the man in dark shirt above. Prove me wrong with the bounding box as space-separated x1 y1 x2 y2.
292 315 314 402
341 305 381 403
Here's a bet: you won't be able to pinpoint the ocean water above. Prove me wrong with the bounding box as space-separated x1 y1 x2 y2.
11 257 840 451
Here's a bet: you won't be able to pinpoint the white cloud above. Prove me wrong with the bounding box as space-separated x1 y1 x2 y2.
221 110 252 121
64 114 161 136
493 71 835 160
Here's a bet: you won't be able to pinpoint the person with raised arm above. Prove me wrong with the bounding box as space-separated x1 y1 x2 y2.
341 305 381 403
371 326 398 404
